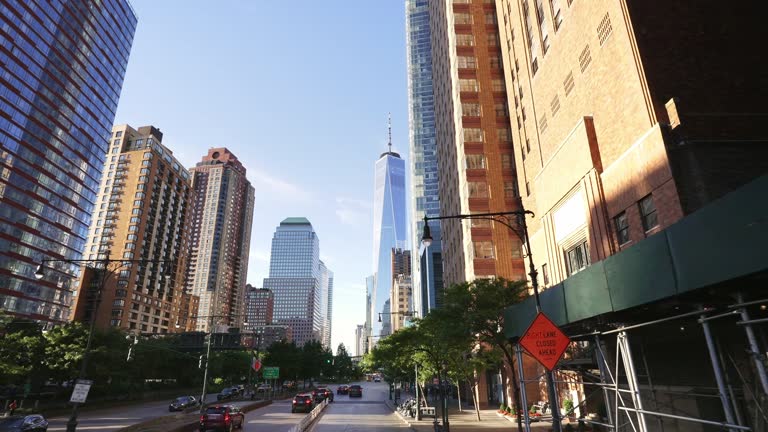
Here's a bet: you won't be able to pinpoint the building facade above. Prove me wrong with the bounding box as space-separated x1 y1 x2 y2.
318 260 334 349
0 0 137 322
391 275 413 332
188 148 255 332
263 218 330 346
73 125 195 333
406 0 444 317
364 274 374 352
371 138 407 338
355 324 366 357
244 285 274 330
429 0 526 288
496 0 768 290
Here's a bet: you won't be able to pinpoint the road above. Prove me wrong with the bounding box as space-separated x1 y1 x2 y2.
47 392 222 431
47 381 405 431
309 381 409 432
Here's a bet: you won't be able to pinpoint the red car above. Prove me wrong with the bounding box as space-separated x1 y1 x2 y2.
199 405 244 431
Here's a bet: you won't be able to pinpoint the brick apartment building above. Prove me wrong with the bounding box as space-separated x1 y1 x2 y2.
73 125 198 334
495 0 768 427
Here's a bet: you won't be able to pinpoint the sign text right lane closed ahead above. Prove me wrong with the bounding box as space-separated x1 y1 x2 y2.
519 312 570 370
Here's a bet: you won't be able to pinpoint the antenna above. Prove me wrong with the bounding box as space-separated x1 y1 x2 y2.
387 113 392 153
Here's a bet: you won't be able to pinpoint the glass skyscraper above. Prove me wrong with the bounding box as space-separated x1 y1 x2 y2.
371 142 407 338
263 218 331 347
406 0 443 316
0 0 137 322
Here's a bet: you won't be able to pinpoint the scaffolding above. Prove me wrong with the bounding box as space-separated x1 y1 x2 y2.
515 295 768 432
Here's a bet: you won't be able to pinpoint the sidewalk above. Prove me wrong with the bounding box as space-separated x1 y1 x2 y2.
387 397 554 432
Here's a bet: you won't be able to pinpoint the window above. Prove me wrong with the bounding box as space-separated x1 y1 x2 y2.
565 241 590 275
485 12 497 24
487 33 499 46
501 154 514 170
492 78 505 92
497 128 512 142
579 45 592 72
465 154 486 169
456 34 475 46
526 138 531 153
115 131 123 137
614 212 629 245
639 195 659 232
563 72 575 96
597 13 612 45
462 102 481 116
542 264 550 285
471 214 491 228
459 78 480 92
458 56 477 69
551 0 562 30
455 13 473 24
504 181 517 198
495 103 509 117
463 128 484 142
473 241 495 259
468 181 489 198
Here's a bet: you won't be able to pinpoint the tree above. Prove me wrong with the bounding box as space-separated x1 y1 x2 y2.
0 317 46 386
334 343 354 381
440 278 528 424
263 340 301 383
43 322 89 384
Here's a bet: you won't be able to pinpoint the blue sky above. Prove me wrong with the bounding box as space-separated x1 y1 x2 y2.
115 1 410 353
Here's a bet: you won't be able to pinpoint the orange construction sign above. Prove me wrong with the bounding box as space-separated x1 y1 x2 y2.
519 312 570 370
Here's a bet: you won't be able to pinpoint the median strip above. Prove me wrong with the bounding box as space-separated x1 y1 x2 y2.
119 399 272 432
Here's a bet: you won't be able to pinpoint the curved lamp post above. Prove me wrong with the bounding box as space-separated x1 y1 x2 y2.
421 210 562 432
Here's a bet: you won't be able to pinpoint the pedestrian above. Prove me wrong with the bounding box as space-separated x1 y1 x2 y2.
8 400 17 416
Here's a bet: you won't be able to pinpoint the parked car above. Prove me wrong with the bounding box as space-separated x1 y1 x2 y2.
349 384 363 397
336 384 349 395
216 387 236 401
199 405 244 431
291 393 315 413
169 395 199 412
0 415 48 431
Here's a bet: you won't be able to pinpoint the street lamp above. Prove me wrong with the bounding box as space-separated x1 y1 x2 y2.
421 210 562 432
34 255 173 432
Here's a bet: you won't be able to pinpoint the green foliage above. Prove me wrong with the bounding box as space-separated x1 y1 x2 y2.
333 343 354 381
564 398 574 413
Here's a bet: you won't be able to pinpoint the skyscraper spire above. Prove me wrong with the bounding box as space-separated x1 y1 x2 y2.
388 112 392 153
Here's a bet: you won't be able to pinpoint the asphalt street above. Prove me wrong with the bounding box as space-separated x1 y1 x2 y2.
309 381 409 432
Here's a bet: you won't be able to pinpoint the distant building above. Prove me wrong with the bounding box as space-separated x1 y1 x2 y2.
406 0 444 317
371 120 407 338
391 275 413 332
73 125 195 334
364 275 374 352
355 324 367 357
188 148 255 332
0 0 138 323
263 218 331 346
244 285 274 330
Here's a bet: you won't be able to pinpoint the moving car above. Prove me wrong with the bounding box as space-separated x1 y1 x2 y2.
216 387 236 401
199 405 244 431
169 395 199 412
349 384 363 397
316 387 334 402
291 393 314 413
0 415 48 432
336 385 349 395
373 376 381 383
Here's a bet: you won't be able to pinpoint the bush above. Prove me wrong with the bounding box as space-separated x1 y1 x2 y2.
564 399 574 413
499 403 507 412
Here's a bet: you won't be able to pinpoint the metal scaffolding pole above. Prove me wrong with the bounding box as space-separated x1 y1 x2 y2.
700 313 738 432
618 332 648 432
736 293 768 397
516 344 532 432
594 336 615 428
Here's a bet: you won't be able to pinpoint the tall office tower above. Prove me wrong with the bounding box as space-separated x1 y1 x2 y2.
429 0 526 288
496 0 768 287
381 299 392 336
188 148 255 332
390 248 412 332
406 0 444 317
73 125 194 333
364 274 374 351
244 285 274 330
355 324 366 357
371 122 407 338
0 0 137 322
318 260 334 349
263 218 329 346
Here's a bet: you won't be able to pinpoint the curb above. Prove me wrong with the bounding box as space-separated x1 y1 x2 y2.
386 399 417 431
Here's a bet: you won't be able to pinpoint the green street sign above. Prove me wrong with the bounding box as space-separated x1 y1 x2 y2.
262 367 279 379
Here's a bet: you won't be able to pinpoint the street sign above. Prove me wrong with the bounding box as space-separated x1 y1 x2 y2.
262 367 279 379
519 312 570 370
69 379 93 404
